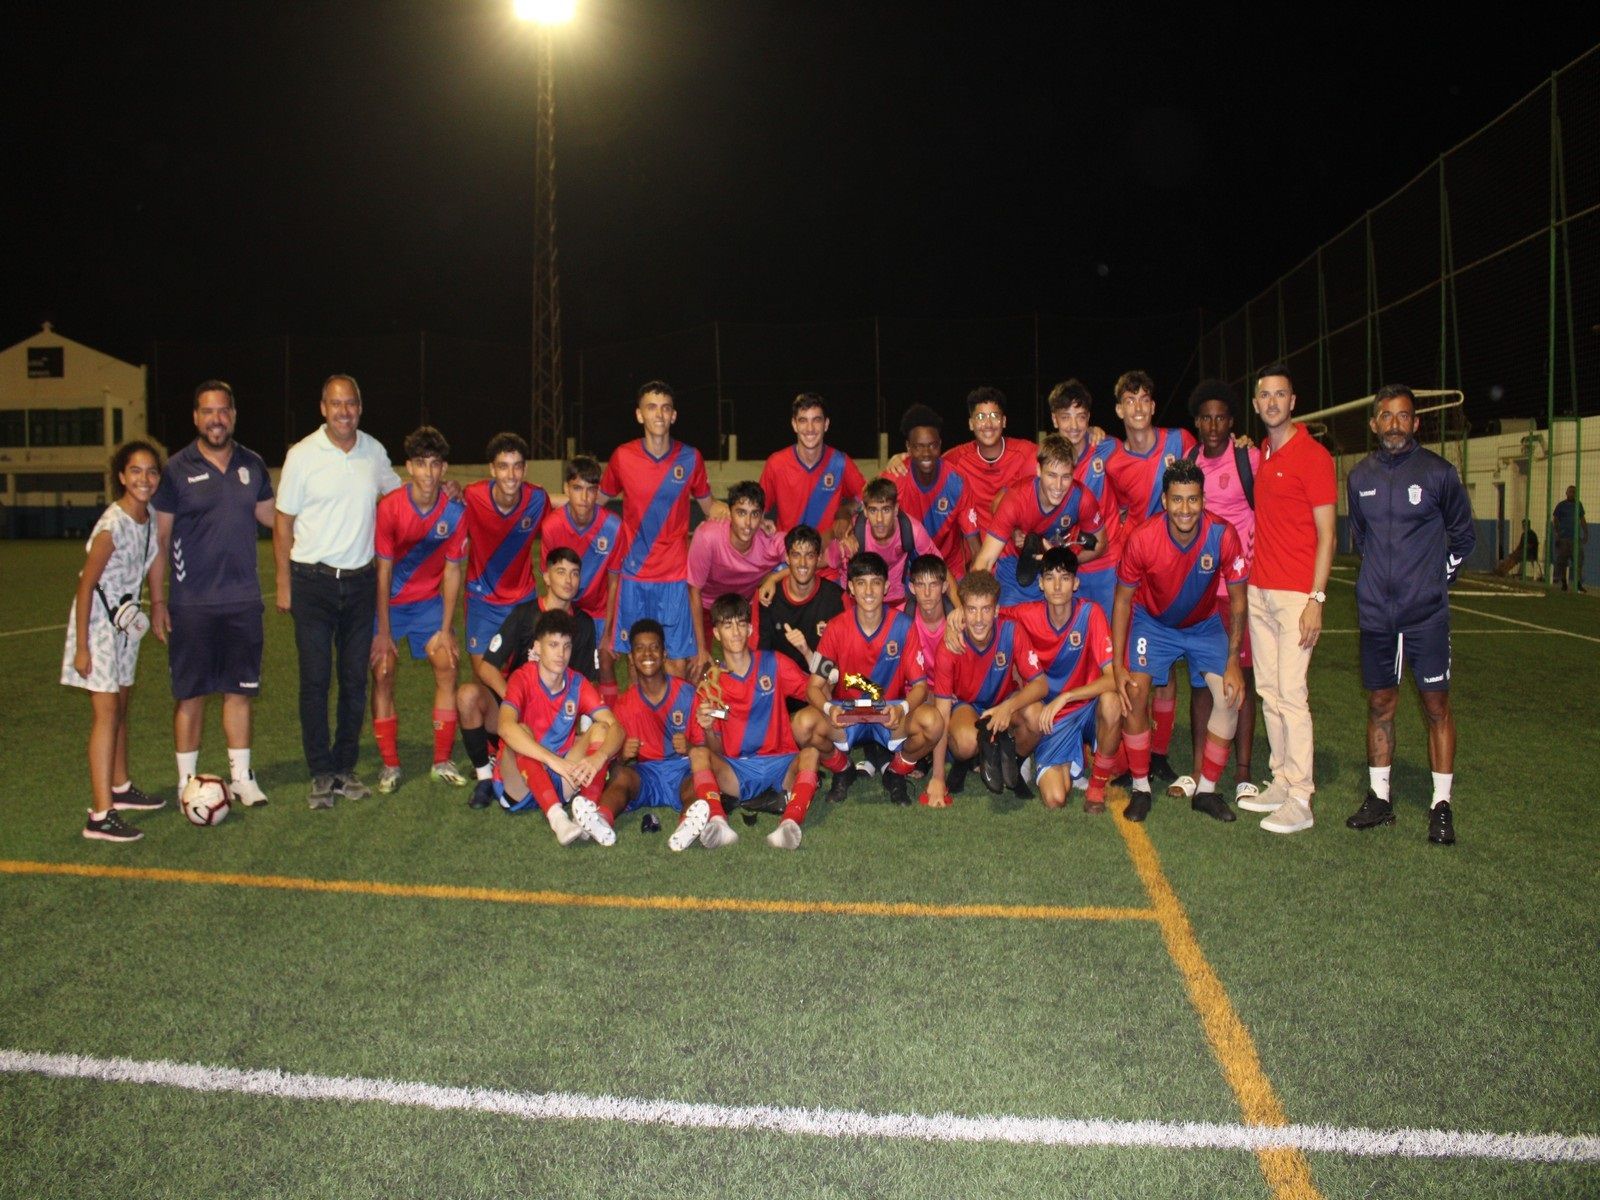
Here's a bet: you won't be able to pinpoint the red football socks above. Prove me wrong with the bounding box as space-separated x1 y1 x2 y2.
373 716 399 768
692 769 726 819
1087 751 1116 802
1200 734 1230 786
431 709 457 765
600 680 620 707
821 747 850 774
783 770 820 825
1151 696 1176 755
887 751 917 776
1124 729 1152 782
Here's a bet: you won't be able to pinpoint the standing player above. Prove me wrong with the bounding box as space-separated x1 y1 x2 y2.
495 610 623 845
541 454 625 704
1343 385 1475 845
755 524 846 681
792 553 944 806
370 426 468 794
600 381 720 679
574 619 711 851
456 548 598 809
969 434 1104 609
1171 380 1261 805
894 404 970 577
687 480 787 679
150 380 276 806
1050 380 1123 618
758 393 865 542
685 595 822 850
925 570 1045 807
1010 548 1122 813
827 479 955 611
463 433 551 662
1111 459 1248 823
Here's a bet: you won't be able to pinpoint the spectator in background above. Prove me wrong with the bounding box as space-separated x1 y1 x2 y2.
1552 485 1587 592
1493 520 1538 578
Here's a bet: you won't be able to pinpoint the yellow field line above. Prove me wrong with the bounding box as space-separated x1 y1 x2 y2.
0 860 1156 925
1114 814 1323 1200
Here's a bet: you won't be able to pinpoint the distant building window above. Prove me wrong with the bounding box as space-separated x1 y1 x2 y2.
15 472 105 493
27 346 65 378
0 411 22 447
113 408 123 443
27 408 104 447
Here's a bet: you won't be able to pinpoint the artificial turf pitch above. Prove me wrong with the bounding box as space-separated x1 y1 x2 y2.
1 540 1596 1198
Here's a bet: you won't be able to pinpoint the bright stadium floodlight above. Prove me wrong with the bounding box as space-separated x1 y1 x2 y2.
514 0 575 23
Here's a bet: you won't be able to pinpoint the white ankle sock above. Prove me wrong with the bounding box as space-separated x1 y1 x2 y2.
177 751 199 789
1431 772 1453 807
1369 766 1390 800
228 748 251 782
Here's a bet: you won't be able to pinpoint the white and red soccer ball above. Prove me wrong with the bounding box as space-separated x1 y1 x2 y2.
180 774 232 827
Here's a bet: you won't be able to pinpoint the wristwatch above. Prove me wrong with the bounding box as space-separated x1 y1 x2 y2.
1308 590 1326 604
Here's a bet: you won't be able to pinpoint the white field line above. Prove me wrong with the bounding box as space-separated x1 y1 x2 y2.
0 590 277 639
1326 570 1540 601
2 1049 1596 1166
1448 604 1600 646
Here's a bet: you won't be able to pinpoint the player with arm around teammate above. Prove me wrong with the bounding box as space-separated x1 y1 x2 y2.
541 454 625 705
1111 458 1248 824
369 426 468 794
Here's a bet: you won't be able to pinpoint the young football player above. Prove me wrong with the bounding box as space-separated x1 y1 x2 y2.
687 480 786 680
495 609 623 844
599 381 721 679
792 553 944 806
969 434 1104 608
685 595 821 850
757 393 865 542
755 524 846 682
462 432 552 663
925 570 1046 807
370 426 468 794
574 619 712 851
1007 547 1122 813
827 479 954 610
906 554 951 659
456 547 598 809
893 404 970 577
541 454 625 705
1051 379 1123 617
1111 458 1247 823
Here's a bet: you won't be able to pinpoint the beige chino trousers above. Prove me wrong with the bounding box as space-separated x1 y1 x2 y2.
1247 585 1317 803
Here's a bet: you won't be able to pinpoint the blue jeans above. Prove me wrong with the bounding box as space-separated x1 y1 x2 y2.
290 562 376 777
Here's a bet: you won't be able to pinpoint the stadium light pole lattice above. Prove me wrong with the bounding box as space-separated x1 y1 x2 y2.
515 0 575 458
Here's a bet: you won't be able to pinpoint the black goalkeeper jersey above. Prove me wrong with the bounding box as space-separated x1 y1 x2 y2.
757 576 846 675
481 598 599 693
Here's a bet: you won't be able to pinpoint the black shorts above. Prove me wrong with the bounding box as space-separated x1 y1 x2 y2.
169 603 265 700
1359 622 1452 693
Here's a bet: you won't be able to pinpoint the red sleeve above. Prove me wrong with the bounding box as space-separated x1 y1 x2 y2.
1307 442 1338 507
1010 623 1035 684
842 457 866 502
690 451 711 501
1220 524 1248 584
758 458 777 512
502 670 531 718
778 655 810 702
1116 526 1146 587
685 693 707 747
984 487 1020 542
445 508 469 560
1179 429 1198 456
1087 604 1113 669
816 619 844 668
933 644 956 697
577 677 607 718
374 496 397 560
1077 486 1102 536
599 451 622 498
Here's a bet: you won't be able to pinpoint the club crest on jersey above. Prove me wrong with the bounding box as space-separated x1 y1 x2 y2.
435 521 450 537
670 709 686 728
1200 553 1215 571
1068 630 1082 648
816 621 828 637
238 467 250 485
672 464 685 481
1092 458 1104 474
1220 472 1231 488
562 699 578 719
823 472 836 488
520 516 534 531
993 651 1008 669
1408 484 1422 506
488 634 503 653
1164 454 1176 467
758 673 773 693
936 497 950 513
595 536 609 552
884 641 900 659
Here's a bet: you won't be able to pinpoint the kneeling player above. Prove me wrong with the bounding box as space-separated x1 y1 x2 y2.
371 426 468 794
574 619 711 851
792 553 943 806
1111 459 1247 823
684 595 820 850
926 569 1046 806
495 610 623 844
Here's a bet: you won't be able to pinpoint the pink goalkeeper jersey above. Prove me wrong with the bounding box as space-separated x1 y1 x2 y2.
686 521 787 609
1193 444 1260 598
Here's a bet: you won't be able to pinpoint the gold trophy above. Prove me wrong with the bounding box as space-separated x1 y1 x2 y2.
836 672 891 725
697 663 729 720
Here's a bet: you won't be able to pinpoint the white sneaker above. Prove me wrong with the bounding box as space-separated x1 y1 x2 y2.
1022 756 1038 785
547 804 585 846
1260 794 1314 834
231 772 269 807
571 796 616 847
1071 769 1088 792
765 818 803 850
1237 777 1287 813
699 813 740 850
668 800 711 852
430 760 469 787
377 765 403 794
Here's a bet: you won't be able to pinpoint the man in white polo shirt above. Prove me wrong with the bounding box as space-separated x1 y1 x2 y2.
273 374 403 808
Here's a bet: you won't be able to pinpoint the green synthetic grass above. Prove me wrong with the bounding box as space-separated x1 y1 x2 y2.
1 540 1597 1199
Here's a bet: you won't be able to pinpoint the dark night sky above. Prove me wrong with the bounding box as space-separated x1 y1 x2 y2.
5 2 1598 444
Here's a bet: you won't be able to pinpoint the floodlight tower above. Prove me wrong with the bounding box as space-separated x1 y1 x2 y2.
516 0 575 458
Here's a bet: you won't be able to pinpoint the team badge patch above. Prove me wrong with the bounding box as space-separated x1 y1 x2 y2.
1220 472 1231 488
238 467 250 485
1068 630 1082 648
1164 454 1176 467
673 465 685 481
994 651 1008 669
884 641 900 658
1200 554 1215 571
563 699 578 719
670 709 686 728
823 472 836 489
488 634 502 653
1408 484 1422 506
435 521 450 537
758 674 773 693
595 536 609 553
817 621 828 638
520 516 534 531
936 497 950 513
1092 458 1104 475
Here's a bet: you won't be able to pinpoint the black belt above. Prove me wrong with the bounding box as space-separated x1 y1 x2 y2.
293 560 374 579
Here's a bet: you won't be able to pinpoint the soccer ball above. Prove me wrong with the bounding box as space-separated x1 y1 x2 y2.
181 774 232 827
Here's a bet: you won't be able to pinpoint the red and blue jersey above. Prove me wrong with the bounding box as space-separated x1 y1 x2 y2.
895 461 970 576
759 446 865 533
1074 438 1124 577
710 650 808 757
1010 598 1113 696
945 437 1038 539
1117 513 1247 629
541 505 625 620
464 479 549 606
614 677 703 762
816 608 926 703
1102 428 1197 533
934 617 1032 708
375 487 467 606
600 439 710 582
984 478 1102 557
502 667 609 757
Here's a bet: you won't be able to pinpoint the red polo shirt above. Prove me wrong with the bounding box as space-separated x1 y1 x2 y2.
1251 425 1336 592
